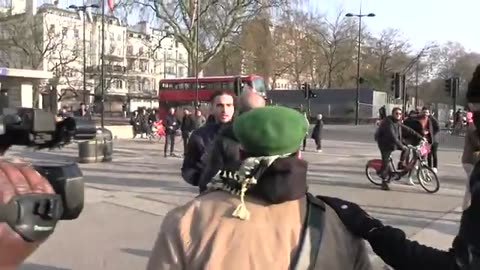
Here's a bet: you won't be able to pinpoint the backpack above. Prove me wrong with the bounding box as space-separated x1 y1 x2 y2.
289 193 326 270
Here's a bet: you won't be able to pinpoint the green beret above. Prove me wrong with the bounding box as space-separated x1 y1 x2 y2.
233 106 308 156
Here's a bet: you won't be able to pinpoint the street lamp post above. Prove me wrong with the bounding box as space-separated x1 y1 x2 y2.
100 0 106 128
155 26 170 79
68 4 100 106
194 0 200 108
345 10 375 125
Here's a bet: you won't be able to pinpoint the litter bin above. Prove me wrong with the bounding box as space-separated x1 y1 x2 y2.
78 128 113 163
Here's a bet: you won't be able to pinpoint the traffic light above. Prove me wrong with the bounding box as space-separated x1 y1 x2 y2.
445 77 460 98
452 77 460 98
233 76 243 96
390 73 396 92
390 72 402 99
445 78 452 94
301 82 308 99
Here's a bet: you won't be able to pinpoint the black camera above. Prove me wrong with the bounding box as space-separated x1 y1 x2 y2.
0 108 96 241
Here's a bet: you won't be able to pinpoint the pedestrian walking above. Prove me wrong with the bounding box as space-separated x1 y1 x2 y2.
180 108 195 156
163 107 180 157
193 109 206 129
311 114 324 152
181 91 234 186
418 107 440 173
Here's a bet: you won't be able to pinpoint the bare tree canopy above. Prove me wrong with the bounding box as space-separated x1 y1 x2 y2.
120 0 299 76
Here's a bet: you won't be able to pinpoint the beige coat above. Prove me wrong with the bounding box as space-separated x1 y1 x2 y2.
147 191 372 270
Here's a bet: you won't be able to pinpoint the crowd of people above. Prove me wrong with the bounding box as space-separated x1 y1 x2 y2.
3 65 480 269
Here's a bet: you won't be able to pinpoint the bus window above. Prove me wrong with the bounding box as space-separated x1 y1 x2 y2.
253 77 267 97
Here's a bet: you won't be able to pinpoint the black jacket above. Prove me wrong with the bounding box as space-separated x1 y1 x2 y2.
181 123 224 186
198 123 241 192
403 116 440 145
376 116 422 151
311 120 324 140
368 226 459 270
181 115 195 133
163 114 179 134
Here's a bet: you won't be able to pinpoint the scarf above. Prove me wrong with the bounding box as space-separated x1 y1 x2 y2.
207 155 308 220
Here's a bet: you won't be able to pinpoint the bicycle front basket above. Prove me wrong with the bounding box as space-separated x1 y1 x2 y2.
419 144 431 157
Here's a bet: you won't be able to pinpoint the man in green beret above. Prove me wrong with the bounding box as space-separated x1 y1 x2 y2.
147 106 372 270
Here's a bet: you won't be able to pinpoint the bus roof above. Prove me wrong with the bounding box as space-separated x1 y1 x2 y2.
159 74 262 83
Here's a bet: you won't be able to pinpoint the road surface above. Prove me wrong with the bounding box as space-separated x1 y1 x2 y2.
2 125 465 270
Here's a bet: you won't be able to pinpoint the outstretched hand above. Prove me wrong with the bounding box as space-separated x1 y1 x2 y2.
318 195 383 239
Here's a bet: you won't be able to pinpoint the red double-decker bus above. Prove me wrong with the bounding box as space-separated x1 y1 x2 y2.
157 74 267 119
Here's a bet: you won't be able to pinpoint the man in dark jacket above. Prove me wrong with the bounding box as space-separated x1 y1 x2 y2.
375 107 424 190
181 91 234 186
163 107 180 157
180 108 195 155
197 90 266 192
418 107 440 172
311 114 324 152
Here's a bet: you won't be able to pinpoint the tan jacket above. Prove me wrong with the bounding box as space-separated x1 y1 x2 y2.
462 125 480 164
147 191 372 270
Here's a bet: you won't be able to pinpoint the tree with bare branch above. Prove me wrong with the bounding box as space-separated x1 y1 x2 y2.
0 12 80 107
122 0 297 76
308 10 356 88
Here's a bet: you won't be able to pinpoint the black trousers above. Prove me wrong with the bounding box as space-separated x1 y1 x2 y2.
379 148 409 179
303 136 307 150
182 132 191 154
164 133 175 156
428 142 439 168
314 138 322 150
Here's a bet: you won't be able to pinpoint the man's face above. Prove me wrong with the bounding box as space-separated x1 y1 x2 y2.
184 109 190 115
212 94 234 123
422 109 430 117
169 108 175 115
393 110 403 120
195 110 201 116
80 104 86 110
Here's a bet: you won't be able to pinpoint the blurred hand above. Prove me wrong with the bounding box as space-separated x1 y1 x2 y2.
0 161 55 268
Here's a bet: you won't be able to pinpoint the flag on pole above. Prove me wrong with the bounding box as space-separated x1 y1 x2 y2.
107 0 114 12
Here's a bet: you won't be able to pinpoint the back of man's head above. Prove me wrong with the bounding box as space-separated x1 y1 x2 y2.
238 90 266 113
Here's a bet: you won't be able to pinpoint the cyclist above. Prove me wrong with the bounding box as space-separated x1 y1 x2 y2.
375 107 424 190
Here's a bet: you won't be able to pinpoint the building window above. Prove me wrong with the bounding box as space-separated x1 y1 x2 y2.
139 46 144 56
166 66 174 75
178 67 185 77
140 60 148 72
127 46 133 54
74 29 79 38
178 53 184 61
62 27 68 37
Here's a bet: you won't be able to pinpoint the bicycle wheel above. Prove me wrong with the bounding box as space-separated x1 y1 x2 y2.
365 165 389 186
416 166 440 193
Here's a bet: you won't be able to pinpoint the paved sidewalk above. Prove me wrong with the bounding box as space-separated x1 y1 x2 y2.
4 134 464 270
